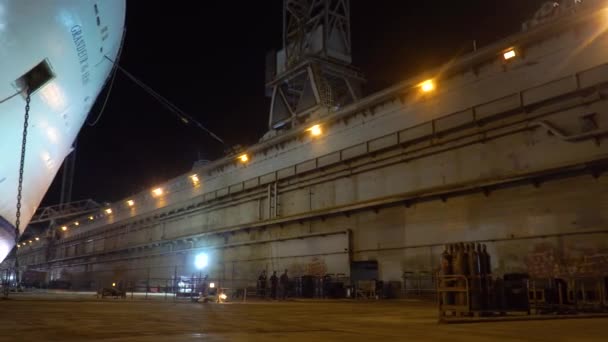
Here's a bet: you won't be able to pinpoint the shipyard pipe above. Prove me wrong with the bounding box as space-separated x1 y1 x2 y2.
274 182 278 218
533 120 608 142
267 184 272 219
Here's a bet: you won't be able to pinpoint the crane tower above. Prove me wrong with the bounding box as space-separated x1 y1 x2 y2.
266 0 365 131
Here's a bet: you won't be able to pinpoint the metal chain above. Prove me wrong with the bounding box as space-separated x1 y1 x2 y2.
13 89 31 286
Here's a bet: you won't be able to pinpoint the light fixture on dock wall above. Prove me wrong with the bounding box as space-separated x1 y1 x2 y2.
503 48 516 60
238 154 249 163
105 208 113 215
420 79 435 93
127 199 135 207
61 226 67 231
307 124 322 137
195 252 209 269
190 174 200 185
152 188 164 197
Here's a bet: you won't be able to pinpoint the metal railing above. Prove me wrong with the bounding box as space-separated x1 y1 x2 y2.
403 271 436 299
528 276 608 313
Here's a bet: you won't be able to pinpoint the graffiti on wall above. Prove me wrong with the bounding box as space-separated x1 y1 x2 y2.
288 257 328 277
525 242 608 278
306 257 328 276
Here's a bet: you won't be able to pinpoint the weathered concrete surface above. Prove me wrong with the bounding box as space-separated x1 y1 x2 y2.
5 1 608 291
0 296 607 341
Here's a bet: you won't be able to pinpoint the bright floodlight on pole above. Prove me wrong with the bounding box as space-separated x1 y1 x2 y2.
195 252 208 270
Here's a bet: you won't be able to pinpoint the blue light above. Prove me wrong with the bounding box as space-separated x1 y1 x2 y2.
195 253 208 269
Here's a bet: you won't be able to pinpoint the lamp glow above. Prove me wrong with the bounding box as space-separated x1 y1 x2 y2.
89 216 94 221
238 154 249 163
61 226 67 231
219 293 227 300
152 188 163 197
503 49 516 60
74 221 79 226
195 252 209 269
308 124 322 137
209 282 216 288
35 237 39 241
127 200 135 207
105 208 113 215
190 174 200 184
420 79 435 93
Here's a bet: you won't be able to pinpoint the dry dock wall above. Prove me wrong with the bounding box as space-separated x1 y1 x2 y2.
5 7 608 289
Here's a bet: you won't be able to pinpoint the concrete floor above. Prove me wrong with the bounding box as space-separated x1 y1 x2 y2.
1 295 607 341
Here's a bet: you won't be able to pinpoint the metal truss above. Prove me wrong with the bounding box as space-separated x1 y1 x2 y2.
29 199 101 224
267 0 364 130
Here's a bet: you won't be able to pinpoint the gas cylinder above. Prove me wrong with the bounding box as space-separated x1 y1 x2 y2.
440 245 453 305
452 244 463 275
440 245 453 276
460 243 469 277
482 244 491 275
468 243 480 310
468 243 480 276
453 243 467 306
476 243 485 275
481 244 492 310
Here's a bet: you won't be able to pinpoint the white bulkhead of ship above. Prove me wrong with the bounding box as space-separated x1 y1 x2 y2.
0 0 126 262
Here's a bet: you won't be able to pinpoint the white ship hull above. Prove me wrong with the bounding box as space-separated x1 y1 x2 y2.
0 0 126 262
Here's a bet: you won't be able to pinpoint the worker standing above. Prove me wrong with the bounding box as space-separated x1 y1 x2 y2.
270 271 278 299
279 269 289 300
323 274 332 299
258 270 267 298
200 274 209 297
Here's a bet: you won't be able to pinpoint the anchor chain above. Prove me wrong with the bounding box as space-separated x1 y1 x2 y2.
13 88 31 288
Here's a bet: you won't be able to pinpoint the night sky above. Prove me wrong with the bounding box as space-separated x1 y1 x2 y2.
42 0 546 207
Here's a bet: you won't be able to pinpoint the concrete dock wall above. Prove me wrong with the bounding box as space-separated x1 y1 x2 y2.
4 5 608 290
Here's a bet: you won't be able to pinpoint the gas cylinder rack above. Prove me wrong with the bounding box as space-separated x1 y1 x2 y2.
437 242 531 320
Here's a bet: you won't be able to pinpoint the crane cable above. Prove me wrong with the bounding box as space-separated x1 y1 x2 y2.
0 90 22 104
87 28 127 127
87 58 120 127
103 55 225 146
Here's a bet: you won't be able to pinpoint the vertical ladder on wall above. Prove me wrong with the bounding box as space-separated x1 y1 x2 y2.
268 183 280 219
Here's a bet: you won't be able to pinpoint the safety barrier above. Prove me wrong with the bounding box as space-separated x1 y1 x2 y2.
403 271 436 299
529 277 608 313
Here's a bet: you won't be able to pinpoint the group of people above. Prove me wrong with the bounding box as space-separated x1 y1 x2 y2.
257 269 289 300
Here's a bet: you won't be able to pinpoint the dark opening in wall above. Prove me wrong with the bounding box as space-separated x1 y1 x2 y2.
13 59 55 95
